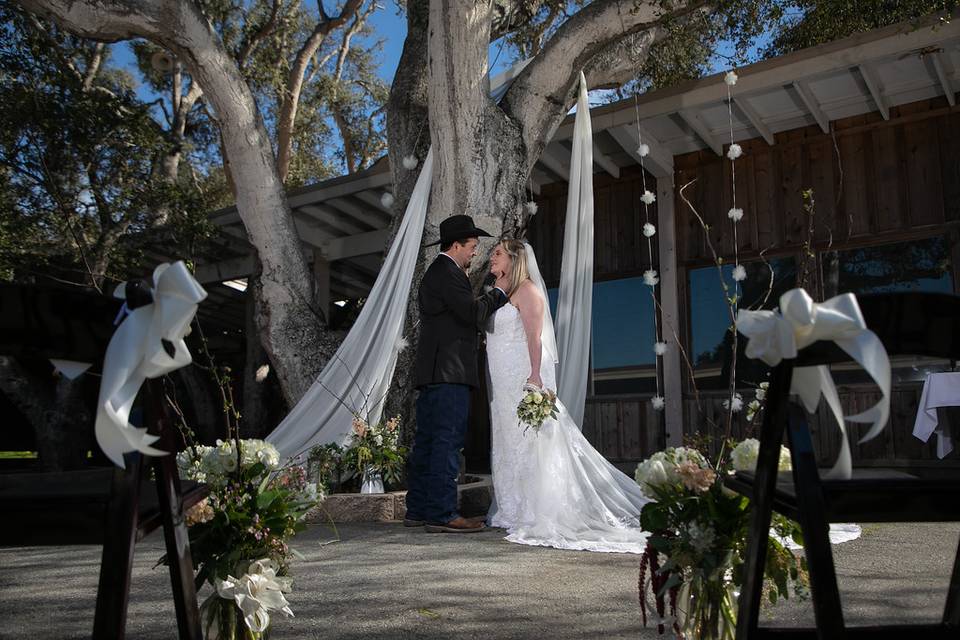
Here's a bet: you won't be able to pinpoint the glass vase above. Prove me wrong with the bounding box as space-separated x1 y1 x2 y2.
676 576 737 640
201 595 270 640
360 465 384 494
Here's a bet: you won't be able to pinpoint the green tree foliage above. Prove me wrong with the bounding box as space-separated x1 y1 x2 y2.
767 1 957 56
0 0 216 288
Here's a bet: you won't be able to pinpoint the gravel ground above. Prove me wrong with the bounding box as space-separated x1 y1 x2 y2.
0 521 956 639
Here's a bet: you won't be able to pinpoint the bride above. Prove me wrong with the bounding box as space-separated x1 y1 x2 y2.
484 238 650 554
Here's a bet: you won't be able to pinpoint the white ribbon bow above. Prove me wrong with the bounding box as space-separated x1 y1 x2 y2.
94 262 207 467
737 289 891 479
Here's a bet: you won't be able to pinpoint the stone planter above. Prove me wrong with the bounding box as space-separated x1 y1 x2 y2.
305 474 492 523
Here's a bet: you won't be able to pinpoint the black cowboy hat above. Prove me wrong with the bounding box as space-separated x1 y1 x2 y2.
427 214 493 247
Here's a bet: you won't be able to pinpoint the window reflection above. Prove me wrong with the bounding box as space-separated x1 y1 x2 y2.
823 236 952 298
688 257 797 387
547 277 658 395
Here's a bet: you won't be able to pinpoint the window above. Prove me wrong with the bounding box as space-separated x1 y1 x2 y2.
547 276 658 395
823 236 953 298
688 257 797 388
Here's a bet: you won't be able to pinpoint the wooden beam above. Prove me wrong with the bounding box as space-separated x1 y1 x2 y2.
353 190 394 214
677 110 723 157
320 229 388 261
858 63 890 120
931 51 957 107
194 255 255 283
298 204 367 236
732 96 775 146
285 168 392 209
591 143 620 178
324 196 387 230
792 80 831 134
537 143 571 182
607 124 674 179
291 214 335 247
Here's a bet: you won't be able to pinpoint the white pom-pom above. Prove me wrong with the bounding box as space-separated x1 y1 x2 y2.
640 190 656 205
643 269 659 287
255 364 270 383
653 341 668 356
651 396 665 411
722 393 744 412
724 70 739 86
727 143 743 160
524 201 538 215
380 191 395 208
732 264 747 282
727 207 743 222
642 223 656 238
637 143 650 157
402 154 418 170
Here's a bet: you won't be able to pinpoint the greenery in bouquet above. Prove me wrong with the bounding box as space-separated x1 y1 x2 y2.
634 441 805 640
341 414 407 487
516 385 559 434
172 439 321 638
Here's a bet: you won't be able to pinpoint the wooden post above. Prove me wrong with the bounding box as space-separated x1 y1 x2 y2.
313 250 331 322
654 165 684 448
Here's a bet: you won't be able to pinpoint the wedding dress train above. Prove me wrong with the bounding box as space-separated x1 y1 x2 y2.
485 302 650 554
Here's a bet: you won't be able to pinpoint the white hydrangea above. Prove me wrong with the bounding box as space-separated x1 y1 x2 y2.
730 438 792 472
635 446 710 494
684 520 717 554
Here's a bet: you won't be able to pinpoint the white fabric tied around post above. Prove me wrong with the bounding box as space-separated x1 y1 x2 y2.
736 289 891 480
95 261 207 467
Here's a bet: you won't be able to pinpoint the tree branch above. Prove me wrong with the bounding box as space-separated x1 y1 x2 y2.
236 0 283 67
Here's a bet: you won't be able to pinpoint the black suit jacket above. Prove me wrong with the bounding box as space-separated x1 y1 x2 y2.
415 255 507 388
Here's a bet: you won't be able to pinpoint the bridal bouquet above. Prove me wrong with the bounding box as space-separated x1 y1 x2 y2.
635 442 805 640
517 383 558 434
171 439 321 639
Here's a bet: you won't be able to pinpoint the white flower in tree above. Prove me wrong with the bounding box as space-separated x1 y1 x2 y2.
654 341 668 356
732 264 747 282
637 143 650 157
524 201 538 215
643 269 659 287
640 190 656 205
727 207 744 222
725 70 739 86
651 395 665 411
727 143 743 160
380 191 395 208
402 154 418 170
642 222 656 237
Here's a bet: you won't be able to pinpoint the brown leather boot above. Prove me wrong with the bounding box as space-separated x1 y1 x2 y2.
424 516 485 533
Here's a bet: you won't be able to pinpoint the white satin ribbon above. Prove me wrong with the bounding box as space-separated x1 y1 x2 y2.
737 289 891 479
95 261 207 467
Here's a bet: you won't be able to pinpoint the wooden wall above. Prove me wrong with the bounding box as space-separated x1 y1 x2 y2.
674 97 960 268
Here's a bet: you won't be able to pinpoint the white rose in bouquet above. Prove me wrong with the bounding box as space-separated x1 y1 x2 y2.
635 455 670 494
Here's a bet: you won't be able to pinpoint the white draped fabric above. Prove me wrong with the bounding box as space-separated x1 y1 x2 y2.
268 150 433 458
553 72 595 428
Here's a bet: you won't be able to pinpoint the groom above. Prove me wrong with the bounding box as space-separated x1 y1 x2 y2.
406 215 510 533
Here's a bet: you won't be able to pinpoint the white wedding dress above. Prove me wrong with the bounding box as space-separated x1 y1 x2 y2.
485 301 651 554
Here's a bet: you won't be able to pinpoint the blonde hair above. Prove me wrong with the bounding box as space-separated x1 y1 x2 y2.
499 238 529 297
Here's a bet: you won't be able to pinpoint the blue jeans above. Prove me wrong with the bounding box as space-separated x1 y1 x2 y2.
405 384 470 523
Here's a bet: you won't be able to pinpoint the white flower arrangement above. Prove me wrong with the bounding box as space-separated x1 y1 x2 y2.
641 190 656 205
729 437 791 473
642 222 656 237
643 269 659 287
634 446 710 495
727 143 743 160
732 264 747 282
517 384 558 434
177 439 281 486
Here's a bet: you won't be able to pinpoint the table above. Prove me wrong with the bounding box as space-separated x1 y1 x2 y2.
912 371 960 458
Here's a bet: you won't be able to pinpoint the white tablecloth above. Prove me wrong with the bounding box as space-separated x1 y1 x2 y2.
912 371 960 458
